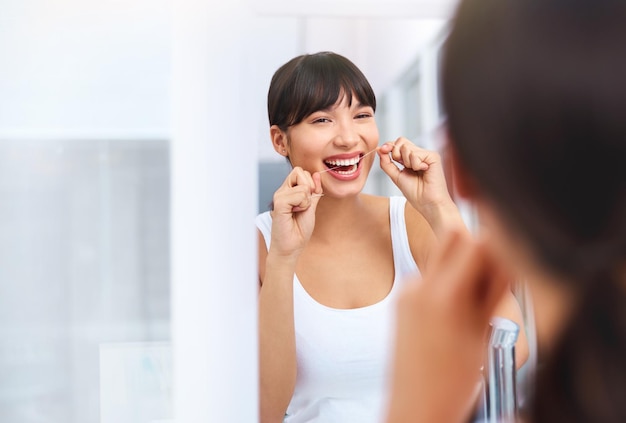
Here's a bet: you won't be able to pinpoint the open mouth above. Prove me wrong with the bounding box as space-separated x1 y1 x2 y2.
323 154 363 175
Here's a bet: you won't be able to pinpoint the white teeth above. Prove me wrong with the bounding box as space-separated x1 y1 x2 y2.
334 164 358 175
325 156 360 166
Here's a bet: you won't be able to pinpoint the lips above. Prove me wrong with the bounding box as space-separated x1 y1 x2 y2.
323 154 363 175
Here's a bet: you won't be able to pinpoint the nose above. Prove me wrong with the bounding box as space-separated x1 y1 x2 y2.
332 119 359 149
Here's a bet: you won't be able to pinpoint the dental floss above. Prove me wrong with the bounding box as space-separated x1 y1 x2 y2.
308 148 377 200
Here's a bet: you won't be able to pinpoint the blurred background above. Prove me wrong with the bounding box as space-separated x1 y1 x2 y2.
2 1 528 422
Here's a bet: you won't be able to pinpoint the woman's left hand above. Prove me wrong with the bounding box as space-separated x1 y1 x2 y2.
385 229 511 423
378 137 454 215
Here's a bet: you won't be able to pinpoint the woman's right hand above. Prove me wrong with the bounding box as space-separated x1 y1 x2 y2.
270 167 323 257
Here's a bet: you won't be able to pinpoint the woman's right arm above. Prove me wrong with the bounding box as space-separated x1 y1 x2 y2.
258 236 299 423
258 168 322 423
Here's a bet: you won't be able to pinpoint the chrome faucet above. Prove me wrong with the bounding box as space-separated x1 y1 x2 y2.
482 316 520 423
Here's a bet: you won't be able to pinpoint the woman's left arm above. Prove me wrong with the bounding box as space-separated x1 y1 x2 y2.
379 137 529 368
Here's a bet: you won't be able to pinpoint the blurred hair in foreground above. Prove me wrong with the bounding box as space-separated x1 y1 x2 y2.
441 0 626 421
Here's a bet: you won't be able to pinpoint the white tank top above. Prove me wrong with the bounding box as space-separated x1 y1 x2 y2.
256 196 420 423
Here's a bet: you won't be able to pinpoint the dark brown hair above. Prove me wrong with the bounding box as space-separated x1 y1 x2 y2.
441 0 626 421
267 51 376 131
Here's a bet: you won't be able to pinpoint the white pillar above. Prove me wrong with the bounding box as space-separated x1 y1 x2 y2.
171 1 258 422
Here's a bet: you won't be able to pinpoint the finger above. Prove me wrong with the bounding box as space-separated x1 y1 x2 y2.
391 142 430 172
312 172 323 194
378 148 402 183
291 170 325 213
284 167 315 191
388 140 406 167
273 167 316 210
378 142 395 155
307 172 324 210
406 150 431 172
288 186 316 213
272 187 305 212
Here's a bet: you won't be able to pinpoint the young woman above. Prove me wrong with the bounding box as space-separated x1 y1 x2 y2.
385 1 626 422
257 51 528 423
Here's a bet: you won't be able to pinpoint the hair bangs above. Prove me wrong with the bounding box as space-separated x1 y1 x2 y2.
283 53 376 128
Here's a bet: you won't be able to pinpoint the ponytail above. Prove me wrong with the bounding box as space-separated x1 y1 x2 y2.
529 268 626 423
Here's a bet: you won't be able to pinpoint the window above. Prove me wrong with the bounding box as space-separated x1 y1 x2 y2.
0 139 170 423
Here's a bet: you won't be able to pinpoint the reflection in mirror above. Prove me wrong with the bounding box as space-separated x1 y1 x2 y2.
254 10 537 423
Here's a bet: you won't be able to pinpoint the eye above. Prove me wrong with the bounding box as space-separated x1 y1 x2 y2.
354 105 374 120
312 117 332 124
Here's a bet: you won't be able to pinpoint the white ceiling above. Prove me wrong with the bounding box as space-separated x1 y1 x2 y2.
249 0 459 18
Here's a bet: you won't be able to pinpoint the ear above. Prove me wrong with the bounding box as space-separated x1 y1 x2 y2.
270 125 289 157
443 131 479 201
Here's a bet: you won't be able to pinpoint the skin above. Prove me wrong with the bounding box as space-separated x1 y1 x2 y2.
384 143 570 423
258 94 528 423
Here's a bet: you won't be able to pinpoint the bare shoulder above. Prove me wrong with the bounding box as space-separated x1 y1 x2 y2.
360 193 389 208
403 200 438 272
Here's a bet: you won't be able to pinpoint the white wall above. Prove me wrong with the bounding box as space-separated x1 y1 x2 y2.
0 0 171 139
0 0 448 158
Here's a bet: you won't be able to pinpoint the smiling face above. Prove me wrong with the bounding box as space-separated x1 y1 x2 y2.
273 92 379 198
268 52 379 197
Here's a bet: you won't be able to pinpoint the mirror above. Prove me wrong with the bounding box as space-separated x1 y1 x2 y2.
251 3 537 420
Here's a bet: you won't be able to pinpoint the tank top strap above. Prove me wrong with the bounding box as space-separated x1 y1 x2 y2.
255 211 272 251
389 196 420 278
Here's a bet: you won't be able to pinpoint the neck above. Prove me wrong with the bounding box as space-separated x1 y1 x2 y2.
311 193 373 239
